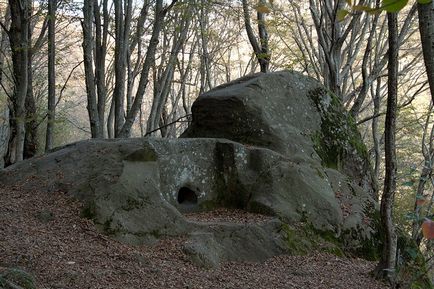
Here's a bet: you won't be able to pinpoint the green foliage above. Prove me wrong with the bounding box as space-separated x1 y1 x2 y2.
338 0 432 22
280 223 345 257
381 0 409 12
337 9 350 21
396 233 434 289
308 88 368 170
80 200 97 219
0 268 36 289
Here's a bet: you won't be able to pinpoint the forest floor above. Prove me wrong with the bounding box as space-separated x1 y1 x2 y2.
0 186 390 289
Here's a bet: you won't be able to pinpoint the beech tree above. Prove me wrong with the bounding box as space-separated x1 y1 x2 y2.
242 0 270 73
2 0 31 165
45 0 56 151
375 10 398 284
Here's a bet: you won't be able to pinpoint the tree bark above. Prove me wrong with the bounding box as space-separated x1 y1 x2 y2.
375 11 398 285
146 4 191 136
81 0 102 138
5 0 31 165
24 49 37 159
45 0 56 151
418 1 434 104
94 0 109 138
118 0 171 138
198 0 212 93
242 0 270 73
0 5 10 167
113 0 132 137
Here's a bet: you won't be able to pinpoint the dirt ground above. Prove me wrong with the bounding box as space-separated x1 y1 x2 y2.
0 186 390 289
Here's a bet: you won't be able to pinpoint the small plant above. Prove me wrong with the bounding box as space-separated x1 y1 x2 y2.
0 267 37 289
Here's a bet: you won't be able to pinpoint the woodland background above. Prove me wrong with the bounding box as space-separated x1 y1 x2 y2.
0 0 433 284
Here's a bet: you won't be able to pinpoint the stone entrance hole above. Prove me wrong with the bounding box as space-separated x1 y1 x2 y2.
177 187 198 205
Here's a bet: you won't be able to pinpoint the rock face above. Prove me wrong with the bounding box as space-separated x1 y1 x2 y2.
0 138 289 267
0 71 380 265
182 71 377 197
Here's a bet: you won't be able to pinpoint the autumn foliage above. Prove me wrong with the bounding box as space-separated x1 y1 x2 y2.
422 219 434 240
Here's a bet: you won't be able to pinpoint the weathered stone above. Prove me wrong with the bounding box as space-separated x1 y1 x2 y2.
183 219 286 268
0 71 380 264
182 71 377 198
0 137 376 251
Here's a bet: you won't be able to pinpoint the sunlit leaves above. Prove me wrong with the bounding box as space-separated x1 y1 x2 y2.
256 4 270 13
382 0 408 12
338 0 431 22
337 9 350 22
422 219 434 240
255 0 274 14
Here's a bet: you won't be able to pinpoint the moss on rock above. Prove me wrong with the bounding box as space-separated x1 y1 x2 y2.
280 223 344 257
308 87 368 170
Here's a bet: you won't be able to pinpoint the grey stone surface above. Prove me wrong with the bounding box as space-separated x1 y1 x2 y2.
183 219 287 268
0 71 380 265
182 71 377 197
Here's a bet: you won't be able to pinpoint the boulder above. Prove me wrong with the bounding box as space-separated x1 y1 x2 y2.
0 70 380 264
182 71 377 197
182 220 286 268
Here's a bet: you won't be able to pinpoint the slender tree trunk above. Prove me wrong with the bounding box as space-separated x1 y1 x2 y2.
81 0 102 138
375 12 398 286
5 0 31 165
45 0 56 151
241 0 270 73
107 97 115 139
198 0 212 93
24 47 37 159
0 5 9 87
113 0 130 137
146 5 191 135
94 0 108 138
372 79 381 179
118 0 170 138
257 0 269 72
0 6 10 167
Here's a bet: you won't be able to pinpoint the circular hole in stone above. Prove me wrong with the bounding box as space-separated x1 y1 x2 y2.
177 187 198 205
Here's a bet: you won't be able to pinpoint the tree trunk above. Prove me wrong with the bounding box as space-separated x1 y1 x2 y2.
146 4 191 136
5 0 31 165
198 0 212 93
118 0 169 138
375 11 398 286
45 0 56 151
113 0 133 137
81 0 102 138
94 0 109 138
418 1 434 104
241 0 270 73
0 6 10 168
24 51 37 159
372 79 381 179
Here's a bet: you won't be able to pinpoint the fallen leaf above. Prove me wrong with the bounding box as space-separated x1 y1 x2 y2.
422 219 434 240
